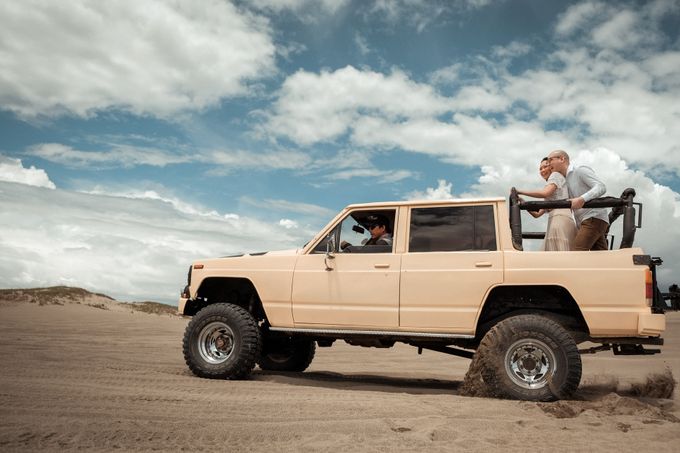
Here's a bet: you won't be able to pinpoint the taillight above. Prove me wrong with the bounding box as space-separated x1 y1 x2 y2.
645 269 653 305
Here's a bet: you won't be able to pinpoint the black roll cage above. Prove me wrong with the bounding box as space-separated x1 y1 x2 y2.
508 187 642 251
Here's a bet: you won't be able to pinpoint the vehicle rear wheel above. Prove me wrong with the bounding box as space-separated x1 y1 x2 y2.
258 336 316 372
183 303 261 379
478 314 582 401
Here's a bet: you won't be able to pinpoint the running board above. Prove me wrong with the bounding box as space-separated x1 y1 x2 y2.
269 327 474 339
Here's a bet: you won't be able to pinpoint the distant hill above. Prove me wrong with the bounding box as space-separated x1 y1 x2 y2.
0 286 179 316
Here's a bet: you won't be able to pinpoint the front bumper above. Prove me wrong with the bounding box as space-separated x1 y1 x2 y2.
178 297 189 315
638 313 665 336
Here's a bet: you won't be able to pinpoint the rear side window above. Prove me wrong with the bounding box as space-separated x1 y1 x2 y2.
409 205 497 252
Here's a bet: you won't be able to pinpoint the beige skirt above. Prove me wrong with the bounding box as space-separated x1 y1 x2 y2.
542 211 577 251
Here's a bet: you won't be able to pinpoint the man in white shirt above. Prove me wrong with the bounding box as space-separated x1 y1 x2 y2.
547 150 609 251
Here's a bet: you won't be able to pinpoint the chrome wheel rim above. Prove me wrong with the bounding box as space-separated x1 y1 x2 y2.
198 321 235 364
504 339 556 389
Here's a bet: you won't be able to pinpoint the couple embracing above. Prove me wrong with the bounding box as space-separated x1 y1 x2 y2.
516 150 609 252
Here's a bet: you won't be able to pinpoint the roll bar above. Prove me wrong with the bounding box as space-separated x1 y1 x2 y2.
509 188 641 251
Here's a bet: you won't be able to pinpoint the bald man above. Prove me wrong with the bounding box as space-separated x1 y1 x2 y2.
547 150 609 251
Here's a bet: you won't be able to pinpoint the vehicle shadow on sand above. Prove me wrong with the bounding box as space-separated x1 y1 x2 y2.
252 369 461 395
250 369 677 420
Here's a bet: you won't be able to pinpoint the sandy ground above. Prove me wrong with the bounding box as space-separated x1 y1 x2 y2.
0 299 678 452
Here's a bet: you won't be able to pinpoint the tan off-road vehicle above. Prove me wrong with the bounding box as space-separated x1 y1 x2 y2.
178 189 671 401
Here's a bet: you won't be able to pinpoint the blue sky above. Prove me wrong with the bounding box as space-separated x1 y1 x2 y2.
1 0 679 303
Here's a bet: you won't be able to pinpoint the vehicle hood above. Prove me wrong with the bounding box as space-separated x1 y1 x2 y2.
219 248 301 258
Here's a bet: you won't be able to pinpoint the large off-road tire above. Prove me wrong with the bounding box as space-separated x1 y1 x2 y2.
257 336 316 372
478 314 582 401
183 303 261 379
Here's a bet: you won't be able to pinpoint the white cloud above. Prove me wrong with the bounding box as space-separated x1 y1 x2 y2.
288 147 418 184
368 0 446 32
0 155 56 189
264 2 680 175
365 0 493 33
26 140 417 185
642 51 680 90
26 143 315 173
279 218 298 229
646 0 680 19
328 168 416 183
452 85 509 112
354 33 371 56
27 143 193 169
244 0 349 15
241 197 335 217
502 51 680 173
0 0 275 118
277 41 308 61
0 181 313 303
350 115 577 169
556 1 666 52
464 0 494 8
265 68 575 169
405 179 455 200
83 186 225 218
491 41 532 59
555 1 608 36
429 63 464 86
208 149 312 172
265 66 452 145
591 9 656 51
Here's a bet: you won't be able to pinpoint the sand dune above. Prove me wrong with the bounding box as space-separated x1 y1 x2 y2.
0 290 678 452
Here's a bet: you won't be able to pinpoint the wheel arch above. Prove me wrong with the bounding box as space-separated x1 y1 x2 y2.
475 285 590 341
184 277 265 321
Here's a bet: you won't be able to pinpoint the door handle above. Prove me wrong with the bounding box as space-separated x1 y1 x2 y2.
374 263 390 269
475 262 493 268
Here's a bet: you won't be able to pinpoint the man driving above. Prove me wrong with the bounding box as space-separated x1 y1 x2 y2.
362 214 393 246
339 214 393 251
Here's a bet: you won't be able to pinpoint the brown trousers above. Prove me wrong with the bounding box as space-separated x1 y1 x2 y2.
572 217 609 251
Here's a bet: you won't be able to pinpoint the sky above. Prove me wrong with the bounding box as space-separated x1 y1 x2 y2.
0 0 679 304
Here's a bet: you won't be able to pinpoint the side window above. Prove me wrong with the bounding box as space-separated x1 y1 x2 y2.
312 209 396 254
312 226 338 253
409 205 497 252
339 215 372 249
473 205 497 251
339 209 395 254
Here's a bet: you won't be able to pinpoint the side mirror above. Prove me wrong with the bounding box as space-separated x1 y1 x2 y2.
326 234 336 254
325 234 336 271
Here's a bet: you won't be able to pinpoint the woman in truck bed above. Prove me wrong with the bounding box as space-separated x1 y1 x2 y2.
516 157 577 251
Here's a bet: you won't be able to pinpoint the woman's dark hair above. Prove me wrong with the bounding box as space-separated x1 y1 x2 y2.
541 156 549 163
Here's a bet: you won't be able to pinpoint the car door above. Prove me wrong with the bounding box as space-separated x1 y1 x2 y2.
291 209 400 328
399 204 503 334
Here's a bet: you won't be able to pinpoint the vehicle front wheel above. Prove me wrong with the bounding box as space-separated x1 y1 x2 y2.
478 314 582 401
183 303 261 379
258 336 316 372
